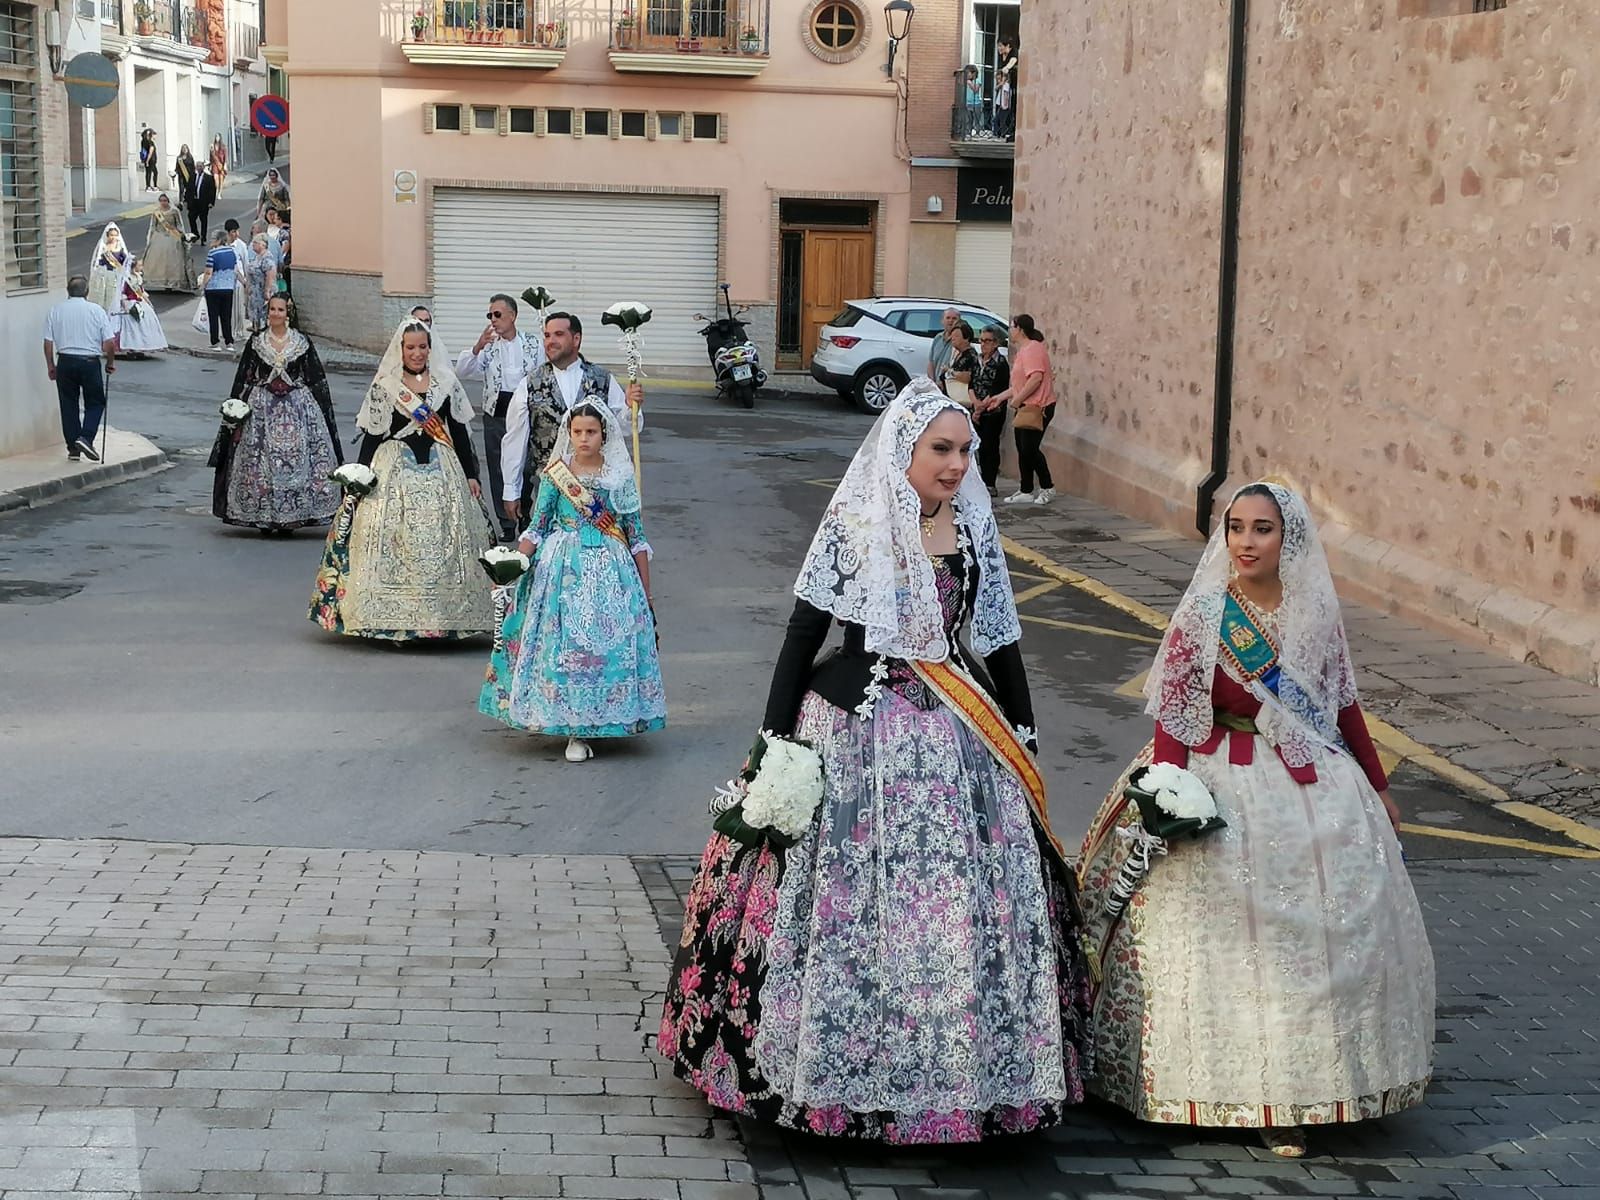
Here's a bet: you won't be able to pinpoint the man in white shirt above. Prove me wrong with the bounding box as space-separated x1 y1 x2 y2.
225 219 252 343
42 275 119 463
456 293 544 540
501 311 644 529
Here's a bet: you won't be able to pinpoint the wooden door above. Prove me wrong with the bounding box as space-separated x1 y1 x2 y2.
801 230 875 367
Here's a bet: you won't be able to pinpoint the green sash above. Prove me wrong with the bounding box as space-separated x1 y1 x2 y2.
1219 591 1280 684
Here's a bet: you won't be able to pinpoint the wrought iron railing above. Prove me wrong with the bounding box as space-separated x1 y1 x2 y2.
232 20 260 61
416 0 569 47
950 66 1012 143
607 0 770 54
133 1 203 46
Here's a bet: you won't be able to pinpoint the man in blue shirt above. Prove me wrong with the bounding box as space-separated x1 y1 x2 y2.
199 231 239 348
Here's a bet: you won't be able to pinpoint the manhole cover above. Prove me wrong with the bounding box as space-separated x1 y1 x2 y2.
0 579 83 604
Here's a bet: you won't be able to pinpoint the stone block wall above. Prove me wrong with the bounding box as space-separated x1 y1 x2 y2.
1014 0 1600 682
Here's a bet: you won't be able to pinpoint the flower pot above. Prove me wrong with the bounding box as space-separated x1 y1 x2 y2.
741 37 761 53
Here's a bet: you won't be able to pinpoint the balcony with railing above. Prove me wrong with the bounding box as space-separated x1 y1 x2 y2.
401 0 571 69
949 67 1013 159
231 20 260 65
129 1 210 61
607 0 771 76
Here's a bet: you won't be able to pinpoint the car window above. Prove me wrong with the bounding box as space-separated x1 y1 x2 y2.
962 311 1007 346
829 305 864 328
892 308 945 337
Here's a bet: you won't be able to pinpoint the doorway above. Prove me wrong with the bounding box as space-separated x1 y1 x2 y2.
776 199 875 369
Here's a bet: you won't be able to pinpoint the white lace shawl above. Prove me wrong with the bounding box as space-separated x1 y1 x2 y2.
793 377 1021 662
356 317 473 437
1144 482 1359 768
545 401 641 516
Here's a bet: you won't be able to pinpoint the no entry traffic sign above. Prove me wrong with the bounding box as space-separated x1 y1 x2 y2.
250 94 290 138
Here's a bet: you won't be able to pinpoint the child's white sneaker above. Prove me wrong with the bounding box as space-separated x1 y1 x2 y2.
1001 491 1034 506
1034 488 1056 505
564 738 593 763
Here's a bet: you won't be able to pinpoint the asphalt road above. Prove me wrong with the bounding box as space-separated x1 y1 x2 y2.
0 351 1557 860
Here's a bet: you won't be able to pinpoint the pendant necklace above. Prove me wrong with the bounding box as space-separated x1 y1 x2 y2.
920 501 943 541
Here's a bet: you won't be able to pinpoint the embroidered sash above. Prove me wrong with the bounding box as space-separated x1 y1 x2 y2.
395 389 453 448
543 460 629 548
1219 590 1281 689
909 658 1067 870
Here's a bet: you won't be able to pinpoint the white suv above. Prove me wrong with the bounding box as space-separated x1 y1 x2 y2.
810 298 1009 413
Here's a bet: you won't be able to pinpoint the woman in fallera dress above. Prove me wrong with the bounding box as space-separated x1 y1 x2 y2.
479 403 666 763
114 259 168 357
87 222 131 324
142 194 195 293
659 379 1093 1144
209 295 342 533
309 317 494 642
1077 481 1435 1158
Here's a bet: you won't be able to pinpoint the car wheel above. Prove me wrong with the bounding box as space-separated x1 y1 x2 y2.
853 364 905 414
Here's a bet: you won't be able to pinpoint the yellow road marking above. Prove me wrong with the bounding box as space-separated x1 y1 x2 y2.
1011 580 1064 606
1001 536 1173 631
1116 668 1150 699
1362 717 1510 803
68 204 158 238
1492 801 1600 852
1020 613 1163 644
1398 822 1600 860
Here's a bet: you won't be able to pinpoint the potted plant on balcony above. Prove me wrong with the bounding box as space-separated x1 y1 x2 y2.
133 0 154 36
614 9 636 49
740 24 761 53
411 8 428 40
536 21 560 47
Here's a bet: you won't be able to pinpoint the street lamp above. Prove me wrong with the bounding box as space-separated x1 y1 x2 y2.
884 0 913 74
45 4 65 76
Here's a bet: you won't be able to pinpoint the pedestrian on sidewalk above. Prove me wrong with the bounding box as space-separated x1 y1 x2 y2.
938 319 978 407
263 133 279 164
308 317 494 642
209 133 228 191
926 306 959 381
241 234 277 334
660 379 1093 1143
970 323 1011 494
479 403 665 763
225 220 251 344
210 295 343 533
139 128 159 191
198 231 239 349
42 276 118 464
142 194 196 292
257 168 291 225
991 313 1056 506
190 164 218 245
1076 481 1435 1160
455 293 544 541
173 143 198 220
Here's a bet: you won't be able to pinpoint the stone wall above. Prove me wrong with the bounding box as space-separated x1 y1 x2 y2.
1014 0 1600 683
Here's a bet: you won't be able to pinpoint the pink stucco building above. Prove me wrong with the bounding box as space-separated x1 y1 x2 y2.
1012 0 1600 685
265 0 923 369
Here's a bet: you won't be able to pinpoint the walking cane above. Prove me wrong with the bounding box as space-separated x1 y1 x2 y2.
602 302 653 496
100 356 112 466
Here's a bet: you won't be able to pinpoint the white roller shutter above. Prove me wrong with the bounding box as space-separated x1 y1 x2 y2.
953 223 1014 317
432 189 720 367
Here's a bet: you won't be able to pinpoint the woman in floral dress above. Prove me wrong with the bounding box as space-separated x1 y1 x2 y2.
209 295 342 532
309 317 494 642
241 234 277 334
479 403 665 763
1077 482 1434 1157
659 379 1093 1144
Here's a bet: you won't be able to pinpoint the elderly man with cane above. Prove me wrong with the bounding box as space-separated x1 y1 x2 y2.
42 275 118 463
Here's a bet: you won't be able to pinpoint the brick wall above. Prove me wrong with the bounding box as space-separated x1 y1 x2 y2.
1014 0 1600 682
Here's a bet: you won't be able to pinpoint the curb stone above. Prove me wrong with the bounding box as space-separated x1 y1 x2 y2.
0 446 170 516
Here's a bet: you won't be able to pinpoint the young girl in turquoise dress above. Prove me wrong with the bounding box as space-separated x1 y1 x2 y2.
479 402 666 762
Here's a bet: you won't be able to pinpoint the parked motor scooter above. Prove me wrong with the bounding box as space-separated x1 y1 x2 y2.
695 283 766 409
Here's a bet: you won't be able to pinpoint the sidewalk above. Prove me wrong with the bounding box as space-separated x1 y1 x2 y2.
995 491 1600 826
0 428 166 516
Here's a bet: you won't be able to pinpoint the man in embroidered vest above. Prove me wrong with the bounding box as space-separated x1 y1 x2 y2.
500 311 644 528
457 293 545 540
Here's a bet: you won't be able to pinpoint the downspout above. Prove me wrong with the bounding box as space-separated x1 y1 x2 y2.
1194 0 1250 535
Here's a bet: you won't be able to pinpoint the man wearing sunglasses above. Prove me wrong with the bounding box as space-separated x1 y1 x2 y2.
457 294 544 540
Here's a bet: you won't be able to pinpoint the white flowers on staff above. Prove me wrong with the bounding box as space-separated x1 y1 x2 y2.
329 463 378 496
1141 762 1219 821
479 546 531 586
219 397 252 427
739 734 826 841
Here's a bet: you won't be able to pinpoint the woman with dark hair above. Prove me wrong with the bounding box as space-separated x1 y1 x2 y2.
990 314 1056 506
309 318 494 641
210 295 343 533
1077 482 1434 1158
173 144 199 225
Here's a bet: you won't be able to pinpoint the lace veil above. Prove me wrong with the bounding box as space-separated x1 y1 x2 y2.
546 401 641 516
92 222 131 278
1144 482 1359 768
357 317 474 436
793 376 1021 662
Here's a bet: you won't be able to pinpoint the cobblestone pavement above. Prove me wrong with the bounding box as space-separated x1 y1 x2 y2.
996 495 1600 825
640 854 1600 1200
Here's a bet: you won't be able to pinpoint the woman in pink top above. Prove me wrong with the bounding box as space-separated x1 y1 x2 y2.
991 314 1056 506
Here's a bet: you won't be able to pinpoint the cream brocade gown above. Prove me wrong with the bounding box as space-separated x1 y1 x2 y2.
1077 604 1435 1128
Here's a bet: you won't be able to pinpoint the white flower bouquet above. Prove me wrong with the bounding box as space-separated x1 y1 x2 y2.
329 463 378 497
479 546 531 586
709 731 825 848
1103 762 1226 920
219 397 252 427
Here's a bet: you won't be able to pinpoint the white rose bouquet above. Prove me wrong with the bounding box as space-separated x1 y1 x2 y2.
1103 762 1226 919
479 546 531 586
219 397 251 428
329 463 378 497
709 731 825 848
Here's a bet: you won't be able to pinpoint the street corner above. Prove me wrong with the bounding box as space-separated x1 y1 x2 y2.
0 427 168 517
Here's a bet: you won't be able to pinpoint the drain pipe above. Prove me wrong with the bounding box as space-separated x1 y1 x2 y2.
1194 0 1251 535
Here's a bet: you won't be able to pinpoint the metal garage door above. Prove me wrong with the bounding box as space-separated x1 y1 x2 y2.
432 189 720 368
953 223 1014 317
